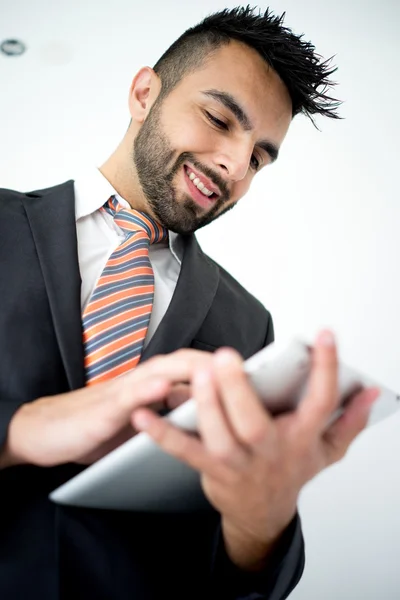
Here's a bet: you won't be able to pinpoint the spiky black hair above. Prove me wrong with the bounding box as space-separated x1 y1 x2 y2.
153 5 341 125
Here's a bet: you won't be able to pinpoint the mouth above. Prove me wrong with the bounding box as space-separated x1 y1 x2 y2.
183 165 220 210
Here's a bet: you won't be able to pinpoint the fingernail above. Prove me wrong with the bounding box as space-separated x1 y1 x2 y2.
318 330 335 346
214 348 237 365
133 412 150 430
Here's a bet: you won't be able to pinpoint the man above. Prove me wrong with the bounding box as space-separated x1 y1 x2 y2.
0 6 378 600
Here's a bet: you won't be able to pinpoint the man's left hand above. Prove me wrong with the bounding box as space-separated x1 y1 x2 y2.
132 330 379 571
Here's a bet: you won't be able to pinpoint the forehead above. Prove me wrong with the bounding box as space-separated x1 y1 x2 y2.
171 40 293 142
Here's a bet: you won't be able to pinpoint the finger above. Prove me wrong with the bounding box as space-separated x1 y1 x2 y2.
78 422 137 464
322 387 379 465
212 348 273 450
115 349 214 412
298 330 339 433
109 376 172 428
193 366 247 467
150 384 192 415
76 349 211 408
132 408 219 476
132 349 214 384
165 383 192 410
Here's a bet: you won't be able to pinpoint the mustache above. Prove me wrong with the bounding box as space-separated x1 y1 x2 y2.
170 152 230 201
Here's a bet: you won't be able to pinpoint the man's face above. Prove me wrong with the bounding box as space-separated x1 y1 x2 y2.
133 41 292 234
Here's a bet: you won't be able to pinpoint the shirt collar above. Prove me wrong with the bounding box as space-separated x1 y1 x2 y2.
73 167 183 264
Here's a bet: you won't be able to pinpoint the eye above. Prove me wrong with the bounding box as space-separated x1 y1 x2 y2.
250 154 260 171
205 111 228 130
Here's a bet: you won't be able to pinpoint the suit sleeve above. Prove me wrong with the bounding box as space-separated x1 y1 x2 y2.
0 188 74 459
208 513 305 600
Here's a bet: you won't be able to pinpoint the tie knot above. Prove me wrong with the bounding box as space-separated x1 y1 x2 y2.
103 195 168 244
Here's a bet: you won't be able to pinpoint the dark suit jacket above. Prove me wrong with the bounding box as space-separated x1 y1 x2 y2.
0 181 305 600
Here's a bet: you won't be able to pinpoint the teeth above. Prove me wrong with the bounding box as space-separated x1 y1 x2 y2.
187 169 214 197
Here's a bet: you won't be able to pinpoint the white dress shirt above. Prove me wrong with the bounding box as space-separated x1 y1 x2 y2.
74 168 183 347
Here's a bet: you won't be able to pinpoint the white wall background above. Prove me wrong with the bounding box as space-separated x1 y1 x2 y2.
1 0 399 597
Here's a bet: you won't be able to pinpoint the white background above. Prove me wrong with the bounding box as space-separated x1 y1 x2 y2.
1 0 399 598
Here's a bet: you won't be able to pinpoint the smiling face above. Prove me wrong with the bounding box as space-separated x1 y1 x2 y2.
132 41 293 234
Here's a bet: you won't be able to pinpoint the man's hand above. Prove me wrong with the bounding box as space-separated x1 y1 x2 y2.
132 330 379 571
0 350 210 469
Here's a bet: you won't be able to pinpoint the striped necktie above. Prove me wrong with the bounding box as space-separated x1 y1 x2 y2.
82 195 168 385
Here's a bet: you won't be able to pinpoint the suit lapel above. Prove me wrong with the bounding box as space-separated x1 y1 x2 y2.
23 179 219 382
141 234 220 360
23 180 85 390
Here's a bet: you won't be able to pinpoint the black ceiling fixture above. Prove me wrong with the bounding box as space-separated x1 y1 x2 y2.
0 39 26 57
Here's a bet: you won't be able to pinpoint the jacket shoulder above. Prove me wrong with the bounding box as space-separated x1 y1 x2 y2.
0 180 74 199
0 180 74 213
0 186 27 216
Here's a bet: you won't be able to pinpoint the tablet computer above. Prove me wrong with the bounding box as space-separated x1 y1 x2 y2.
49 338 399 512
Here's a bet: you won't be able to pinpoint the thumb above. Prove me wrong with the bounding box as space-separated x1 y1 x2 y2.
322 386 380 464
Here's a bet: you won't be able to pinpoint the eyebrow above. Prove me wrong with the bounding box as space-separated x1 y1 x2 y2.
202 89 279 163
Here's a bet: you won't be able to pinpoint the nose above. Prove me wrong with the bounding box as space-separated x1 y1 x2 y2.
212 139 253 183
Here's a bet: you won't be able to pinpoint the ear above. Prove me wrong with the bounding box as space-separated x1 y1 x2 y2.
128 67 161 124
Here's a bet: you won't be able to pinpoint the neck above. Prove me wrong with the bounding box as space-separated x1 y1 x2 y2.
99 135 155 218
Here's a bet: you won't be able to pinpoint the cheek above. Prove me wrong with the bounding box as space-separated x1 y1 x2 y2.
164 114 217 154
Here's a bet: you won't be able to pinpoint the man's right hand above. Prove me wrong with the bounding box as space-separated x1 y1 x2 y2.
0 350 212 469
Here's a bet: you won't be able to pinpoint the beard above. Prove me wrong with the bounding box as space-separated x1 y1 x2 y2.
132 100 234 235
